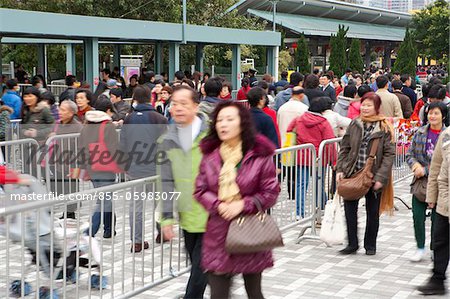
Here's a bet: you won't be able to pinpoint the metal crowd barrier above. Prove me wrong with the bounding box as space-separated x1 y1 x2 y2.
235 100 250 109
0 138 41 180
0 175 189 299
8 119 21 141
273 144 319 241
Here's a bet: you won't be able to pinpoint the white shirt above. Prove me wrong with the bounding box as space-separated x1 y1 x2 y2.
277 99 309 145
177 116 202 152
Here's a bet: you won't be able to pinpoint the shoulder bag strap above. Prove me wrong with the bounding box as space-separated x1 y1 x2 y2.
98 120 108 144
368 138 380 158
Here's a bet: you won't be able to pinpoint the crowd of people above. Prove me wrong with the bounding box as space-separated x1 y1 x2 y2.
0 64 449 298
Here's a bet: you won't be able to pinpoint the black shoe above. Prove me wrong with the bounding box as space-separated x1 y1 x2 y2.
339 246 358 255
365 249 376 256
103 231 117 239
417 278 447 295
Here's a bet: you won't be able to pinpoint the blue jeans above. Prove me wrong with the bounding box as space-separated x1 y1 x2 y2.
296 166 328 217
85 173 116 237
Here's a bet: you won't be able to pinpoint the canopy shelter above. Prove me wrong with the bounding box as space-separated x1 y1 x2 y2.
228 0 412 69
0 8 281 89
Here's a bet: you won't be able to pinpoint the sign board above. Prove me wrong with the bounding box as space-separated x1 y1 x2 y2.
120 57 142 85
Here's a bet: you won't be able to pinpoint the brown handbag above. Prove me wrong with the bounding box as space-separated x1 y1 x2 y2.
337 138 380 201
410 176 428 202
225 198 284 254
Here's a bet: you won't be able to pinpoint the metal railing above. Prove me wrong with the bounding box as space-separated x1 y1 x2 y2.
0 175 189 299
0 138 41 179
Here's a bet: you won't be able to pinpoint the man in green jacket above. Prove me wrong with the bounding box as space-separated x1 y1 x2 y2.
158 85 208 299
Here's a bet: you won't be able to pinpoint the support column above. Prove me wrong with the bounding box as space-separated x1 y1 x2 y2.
195 44 204 74
84 38 99 91
267 46 278 79
37 44 47 80
66 43 77 76
113 44 121 70
383 43 392 69
365 41 372 69
154 43 163 75
0 41 2 77
168 43 180 82
231 45 241 90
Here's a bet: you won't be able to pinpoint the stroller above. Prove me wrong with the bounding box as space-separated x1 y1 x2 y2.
0 174 105 298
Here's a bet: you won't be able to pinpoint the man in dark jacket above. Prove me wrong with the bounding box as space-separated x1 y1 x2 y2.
247 87 280 148
392 80 413 119
119 85 168 252
110 88 130 123
320 74 336 103
401 74 418 108
59 75 78 103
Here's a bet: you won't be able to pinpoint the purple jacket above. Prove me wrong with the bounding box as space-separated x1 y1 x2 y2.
194 134 280 274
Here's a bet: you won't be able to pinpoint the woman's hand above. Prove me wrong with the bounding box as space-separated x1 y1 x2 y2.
24 129 37 138
428 202 435 209
413 165 425 178
336 172 344 182
373 181 383 191
161 224 175 241
218 201 245 221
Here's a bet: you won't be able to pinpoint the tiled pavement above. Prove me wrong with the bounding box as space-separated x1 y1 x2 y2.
136 178 449 299
2 178 449 298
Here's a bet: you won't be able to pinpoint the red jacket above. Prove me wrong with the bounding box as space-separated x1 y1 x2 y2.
236 86 251 101
0 166 20 184
287 112 336 166
411 98 426 121
262 107 281 146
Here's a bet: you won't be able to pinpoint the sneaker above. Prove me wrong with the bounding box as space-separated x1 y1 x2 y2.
417 278 447 295
410 249 425 262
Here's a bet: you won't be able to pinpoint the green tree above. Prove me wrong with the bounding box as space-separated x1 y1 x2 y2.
411 0 449 63
329 25 349 78
393 28 418 77
348 39 364 73
294 34 310 74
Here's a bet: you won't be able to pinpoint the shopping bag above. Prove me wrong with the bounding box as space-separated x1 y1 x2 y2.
281 131 297 167
320 193 346 246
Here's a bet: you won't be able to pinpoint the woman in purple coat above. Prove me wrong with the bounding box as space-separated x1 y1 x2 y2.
194 101 280 299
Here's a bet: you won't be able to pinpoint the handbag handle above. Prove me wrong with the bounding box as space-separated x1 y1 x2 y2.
251 196 264 213
368 138 380 158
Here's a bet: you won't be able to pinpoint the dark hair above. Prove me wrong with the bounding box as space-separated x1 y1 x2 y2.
322 74 332 81
162 85 173 94
6 79 18 90
40 91 56 106
376 75 389 89
422 83 432 98
75 89 94 105
257 80 269 90
222 81 232 93
172 85 200 104
392 80 403 90
246 87 266 107
241 77 250 88
204 77 223 97
175 70 185 81
143 71 155 83
94 96 113 112
289 72 304 86
133 85 151 104
358 84 373 98
154 79 166 86
428 84 446 100
65 75 77 87
31 75 43 87
21 87 42 120
308 96 330 113
304 74 320 89
360 92 382 114
130 74 139 81
354 74 363 82
429 77 443 85
343 85 357 98
345 68 352 73
181 79 195 89
110 88 123 98
426 101 449 126
203 101 256 156
102 68 111 76
400 74 411 83
281 71 288 79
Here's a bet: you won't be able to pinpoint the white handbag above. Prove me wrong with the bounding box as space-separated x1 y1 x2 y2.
320 193 346 247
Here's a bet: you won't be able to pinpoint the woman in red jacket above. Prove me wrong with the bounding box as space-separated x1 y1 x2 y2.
236 77 251 101
287 97 336 217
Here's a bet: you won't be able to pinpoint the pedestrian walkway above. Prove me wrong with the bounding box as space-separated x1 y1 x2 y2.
136 179 448 299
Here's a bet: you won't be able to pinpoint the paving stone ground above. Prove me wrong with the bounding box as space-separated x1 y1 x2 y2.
136 179 449 299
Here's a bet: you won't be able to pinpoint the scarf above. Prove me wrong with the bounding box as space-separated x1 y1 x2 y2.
218 141 243 202
360 115 395 142
360 114 395 215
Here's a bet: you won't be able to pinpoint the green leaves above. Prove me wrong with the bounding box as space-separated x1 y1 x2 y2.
295 34 310 74
348 39 363 74
393 28 417 77
329 25 349 78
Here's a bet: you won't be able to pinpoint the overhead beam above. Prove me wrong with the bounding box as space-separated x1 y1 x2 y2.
318 6 336 18
344 10 360 21
367 13 383 23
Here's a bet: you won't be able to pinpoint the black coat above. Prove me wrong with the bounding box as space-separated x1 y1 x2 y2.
250 108 279 148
